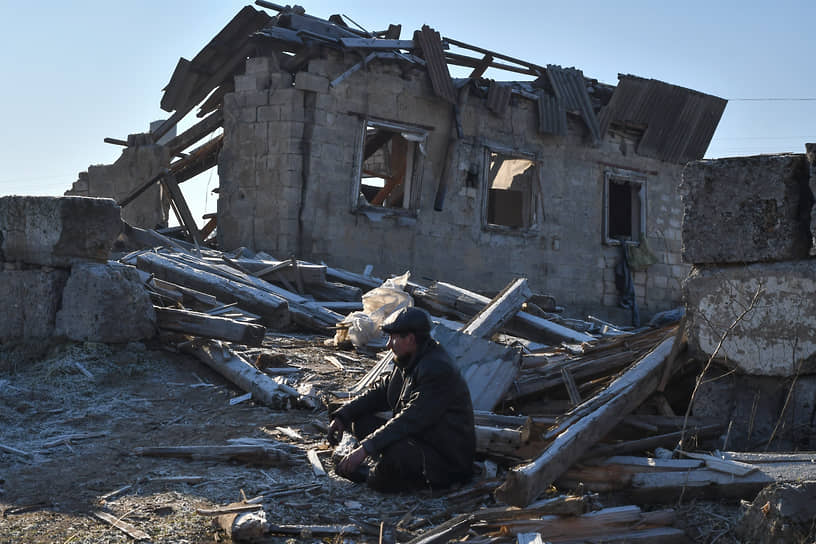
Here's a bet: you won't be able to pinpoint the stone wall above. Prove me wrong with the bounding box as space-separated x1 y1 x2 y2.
67 134 170 229
217 52 691 322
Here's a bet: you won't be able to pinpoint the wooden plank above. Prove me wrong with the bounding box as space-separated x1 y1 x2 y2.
136 252 290 328
133 444 292 466
0 443 31 457
430 281 594 344
93 511 150 541
197 503 263 516
155 307 266 346
560 367 582 406
160 173 204 247
680 450 758 476
462 277 532 338
307 449 326 477
495 335 676 506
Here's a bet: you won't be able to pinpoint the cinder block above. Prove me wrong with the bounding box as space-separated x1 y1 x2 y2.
0 196 121 267
235 74 267 93
55 262 156 343
684 261 816 376
0 269 68 341
258 105 281 123
245 56 279 75
295 71 330 94
681 155 811 264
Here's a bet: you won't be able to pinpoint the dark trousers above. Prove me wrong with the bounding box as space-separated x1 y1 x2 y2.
350 414 465 493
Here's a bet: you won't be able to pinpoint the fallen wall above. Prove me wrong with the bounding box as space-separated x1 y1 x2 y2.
217 53 690 322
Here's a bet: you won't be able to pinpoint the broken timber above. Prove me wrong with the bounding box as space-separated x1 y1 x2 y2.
461 277 531 338
495 333 676 507
135 251 291 328
155 307 266 346
180 340 299 408
133 444 292 465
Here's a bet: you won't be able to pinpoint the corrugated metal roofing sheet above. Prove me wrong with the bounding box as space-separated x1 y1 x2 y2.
599 74 727 164
546 65 602 144
414 25 457 104
537 92 566 136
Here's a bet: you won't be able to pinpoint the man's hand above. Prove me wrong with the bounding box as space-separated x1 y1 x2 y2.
327 417 345 446
336 445 367 476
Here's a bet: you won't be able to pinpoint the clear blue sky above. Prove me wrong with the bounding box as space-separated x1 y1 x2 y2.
1 1 814 224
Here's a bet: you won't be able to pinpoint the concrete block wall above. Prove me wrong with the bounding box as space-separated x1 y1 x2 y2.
681 154 812 264
67 142 170 229
682 150 816 450
218 50 690 322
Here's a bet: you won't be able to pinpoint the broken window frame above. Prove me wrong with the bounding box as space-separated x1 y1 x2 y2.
602 169 647 246
480 145 542 233
351 117 429 216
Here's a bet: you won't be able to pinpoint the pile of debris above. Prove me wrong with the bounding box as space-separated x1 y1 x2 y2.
4 194 816 542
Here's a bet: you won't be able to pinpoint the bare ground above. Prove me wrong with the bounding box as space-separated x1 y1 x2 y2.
0 335 742 543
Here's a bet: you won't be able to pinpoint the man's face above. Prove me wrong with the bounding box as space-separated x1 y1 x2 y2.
387 332 417 359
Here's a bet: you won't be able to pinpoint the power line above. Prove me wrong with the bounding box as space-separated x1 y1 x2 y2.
728 98 816 101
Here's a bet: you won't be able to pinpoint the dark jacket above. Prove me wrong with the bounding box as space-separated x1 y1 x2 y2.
335 338 476 478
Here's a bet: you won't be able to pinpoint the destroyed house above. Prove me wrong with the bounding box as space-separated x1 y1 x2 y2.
69 3 726 322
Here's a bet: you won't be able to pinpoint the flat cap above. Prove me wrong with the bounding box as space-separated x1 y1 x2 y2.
381 307 431 334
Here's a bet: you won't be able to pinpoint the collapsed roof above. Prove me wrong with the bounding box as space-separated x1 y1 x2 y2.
153 2 726 165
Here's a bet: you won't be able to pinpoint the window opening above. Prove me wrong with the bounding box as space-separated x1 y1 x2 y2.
604 172 645 244
484 151 537 229
356 121 425 211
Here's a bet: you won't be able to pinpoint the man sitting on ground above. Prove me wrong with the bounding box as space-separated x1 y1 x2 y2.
329 307 476 492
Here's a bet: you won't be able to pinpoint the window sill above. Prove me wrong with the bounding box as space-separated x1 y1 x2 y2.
352 206 418 223
482 224 539 238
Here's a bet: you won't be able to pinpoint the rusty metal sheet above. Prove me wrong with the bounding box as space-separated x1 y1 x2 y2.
487 82 512 116
599 74 726 163
537 92 566 136
414 25 457 104
546 65 601 144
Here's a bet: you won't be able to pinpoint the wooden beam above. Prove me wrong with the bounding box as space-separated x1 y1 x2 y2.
468 54 494 80
160 173 204 247
180 340 299 409
166 109 223 156
93 511 150 541
135 252 290 328
155 307 266 346
133 444 292 465
443 35 546 74
495 335 676 507
462 277 532 338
